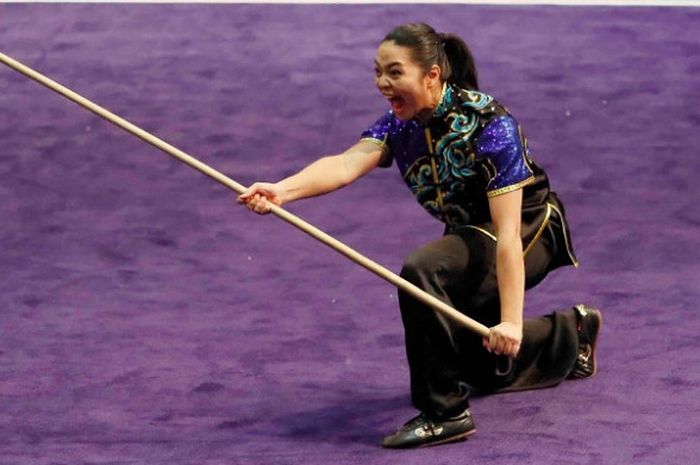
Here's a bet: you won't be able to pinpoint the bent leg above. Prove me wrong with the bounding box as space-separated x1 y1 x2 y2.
462 308 580 393
398 228 583 413
398 231 494 418
460 237 580 393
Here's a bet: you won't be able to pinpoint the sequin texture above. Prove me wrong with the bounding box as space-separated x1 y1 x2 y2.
361 83 535 225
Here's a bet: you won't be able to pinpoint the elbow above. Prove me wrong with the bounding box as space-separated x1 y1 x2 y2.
496 228 523 254
494 222 521 243
337 154 360 188
336 168 353 189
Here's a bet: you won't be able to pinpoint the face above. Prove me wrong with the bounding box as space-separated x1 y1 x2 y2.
374 41 441 121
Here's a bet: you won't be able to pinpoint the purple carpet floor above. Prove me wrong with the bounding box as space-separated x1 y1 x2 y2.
1 3 699 465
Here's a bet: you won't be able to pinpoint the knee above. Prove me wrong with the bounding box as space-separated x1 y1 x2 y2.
400 247 435 285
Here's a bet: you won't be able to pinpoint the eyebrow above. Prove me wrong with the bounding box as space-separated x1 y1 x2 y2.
374 60 403 69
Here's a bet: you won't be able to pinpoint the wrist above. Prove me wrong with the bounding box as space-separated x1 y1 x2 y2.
500 319 523 330
274 182 291 205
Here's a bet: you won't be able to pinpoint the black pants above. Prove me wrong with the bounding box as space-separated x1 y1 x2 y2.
398 227 579 418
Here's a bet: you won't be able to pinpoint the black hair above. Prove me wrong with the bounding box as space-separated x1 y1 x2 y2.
383 23 479 91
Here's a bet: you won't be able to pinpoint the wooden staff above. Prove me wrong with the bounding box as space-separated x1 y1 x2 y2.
0 51 490 338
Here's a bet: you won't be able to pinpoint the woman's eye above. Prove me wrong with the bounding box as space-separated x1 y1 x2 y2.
390 70 401 77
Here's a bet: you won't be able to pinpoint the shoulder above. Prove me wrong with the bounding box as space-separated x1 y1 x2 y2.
453 87 511 121
453 89 524 146
458 88 495 110
361 110 417 142
478 114 520 142
362 110 400 135
371 109 403 128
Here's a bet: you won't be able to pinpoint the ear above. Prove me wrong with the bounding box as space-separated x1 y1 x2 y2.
426 64 442 88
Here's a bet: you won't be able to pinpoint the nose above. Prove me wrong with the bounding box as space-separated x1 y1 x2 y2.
376 74 390 92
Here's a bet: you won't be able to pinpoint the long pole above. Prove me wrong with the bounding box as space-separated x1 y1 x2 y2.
0 51 490 338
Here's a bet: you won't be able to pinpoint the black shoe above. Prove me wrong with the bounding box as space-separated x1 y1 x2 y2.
381 410 476 449
567 304 602 379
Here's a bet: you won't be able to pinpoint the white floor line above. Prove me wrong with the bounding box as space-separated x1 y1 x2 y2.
0 0 698 7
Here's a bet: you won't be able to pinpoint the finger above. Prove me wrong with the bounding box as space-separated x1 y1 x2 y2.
508 341 520 357
254 197 270 214
239 186 258 201
483 336 492 353
237 193 254 204
495 337 507 355
238 190 252 204
250 194 263 209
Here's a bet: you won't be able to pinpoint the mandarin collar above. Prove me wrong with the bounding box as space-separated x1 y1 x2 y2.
416 82 457 126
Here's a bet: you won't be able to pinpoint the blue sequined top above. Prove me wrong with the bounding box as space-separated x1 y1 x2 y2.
361 82 579 269
361 83 539 226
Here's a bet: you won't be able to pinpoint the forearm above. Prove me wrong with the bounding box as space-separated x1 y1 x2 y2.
239 142 381 213
276 154 350 203
496 234 525 328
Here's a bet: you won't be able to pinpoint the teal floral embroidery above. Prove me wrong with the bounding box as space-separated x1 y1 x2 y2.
461 91 493 110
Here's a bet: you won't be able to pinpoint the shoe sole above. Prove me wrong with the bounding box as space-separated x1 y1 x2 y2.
418 428 477 448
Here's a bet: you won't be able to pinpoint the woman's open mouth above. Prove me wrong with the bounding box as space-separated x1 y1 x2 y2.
388 96 405 113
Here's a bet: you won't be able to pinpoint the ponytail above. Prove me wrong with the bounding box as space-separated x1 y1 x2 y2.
439 33 479 91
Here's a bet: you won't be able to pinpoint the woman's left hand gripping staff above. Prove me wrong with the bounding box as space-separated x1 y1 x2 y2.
482 188 525 358
483 321 522 357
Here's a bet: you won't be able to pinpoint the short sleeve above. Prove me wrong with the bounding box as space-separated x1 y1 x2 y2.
360 112 394 168
475 115 534 197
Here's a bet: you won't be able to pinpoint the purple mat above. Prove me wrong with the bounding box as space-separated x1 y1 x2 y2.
1 4 699 464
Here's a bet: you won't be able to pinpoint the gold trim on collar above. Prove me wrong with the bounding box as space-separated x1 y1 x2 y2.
438 81 448 107
420 81 450 124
